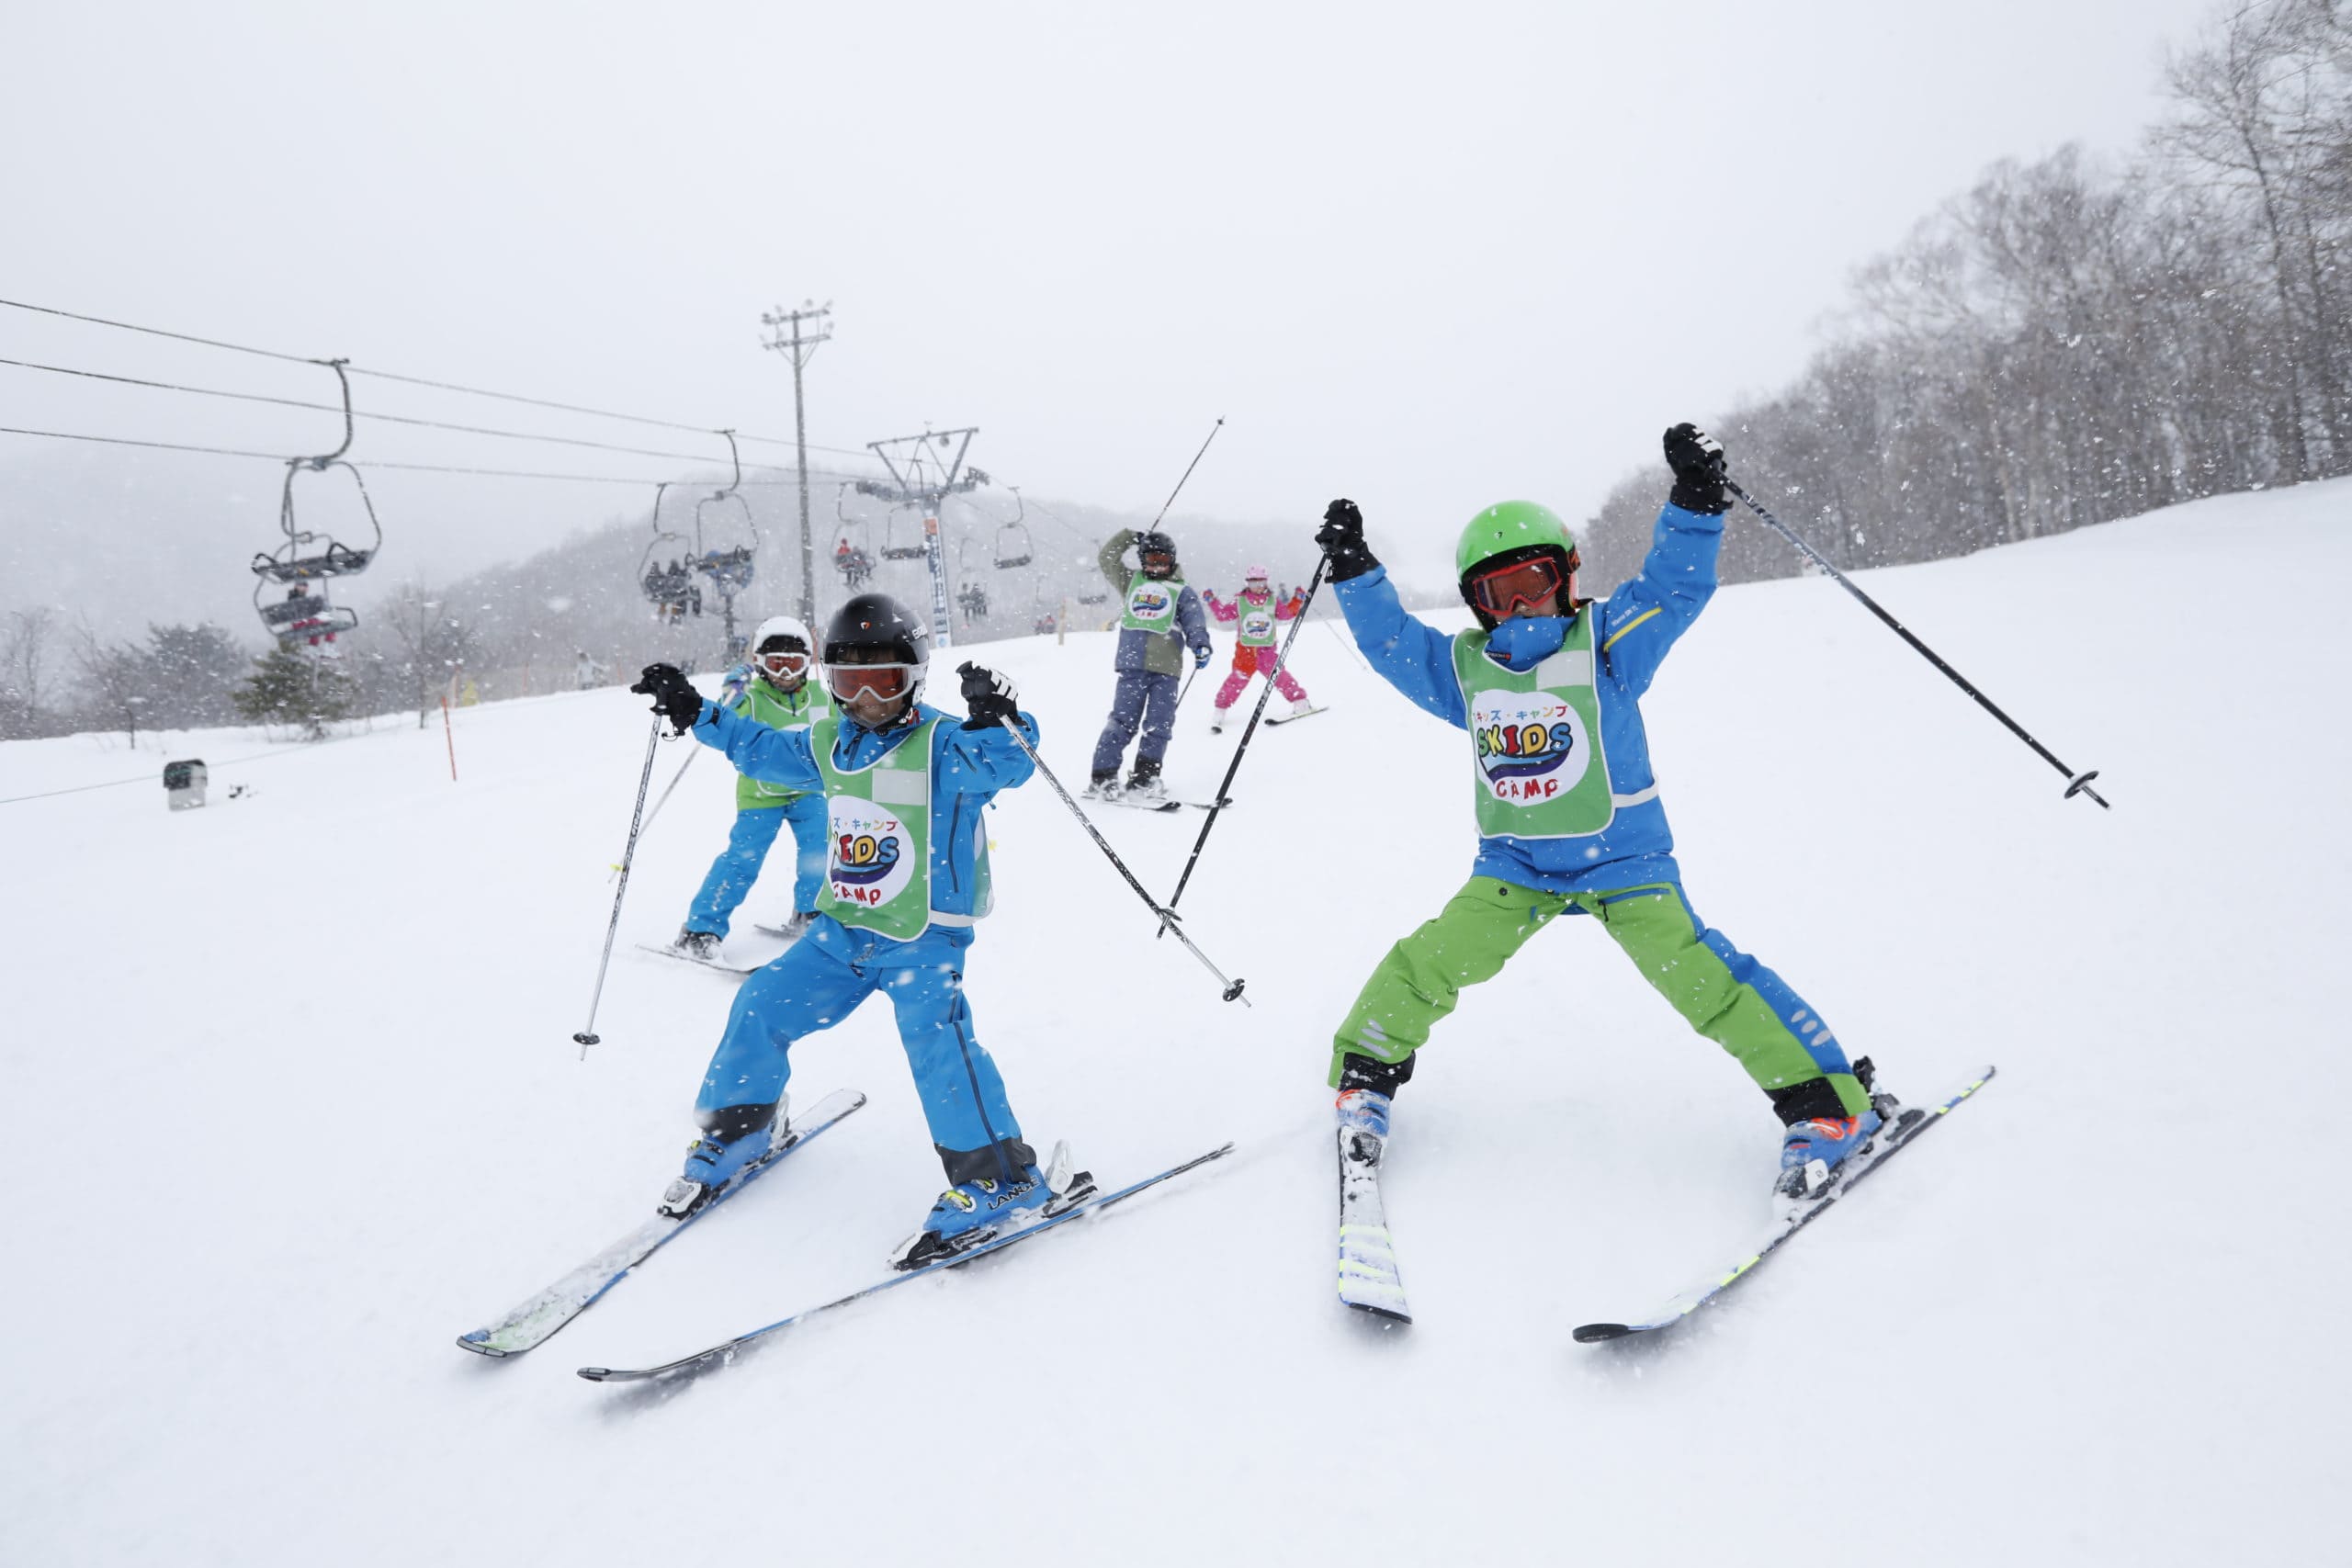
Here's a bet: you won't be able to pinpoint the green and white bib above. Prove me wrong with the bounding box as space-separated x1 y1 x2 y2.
811 715 940 941
1120 572 1185 635
1450 613 1618 840
1236 594 1278 648
734 678 832 808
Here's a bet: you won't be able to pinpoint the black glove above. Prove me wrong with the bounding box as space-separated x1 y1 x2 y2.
956 660 1020 730
630 662 704 734
1663 423 1730 515
1315 498 1381 581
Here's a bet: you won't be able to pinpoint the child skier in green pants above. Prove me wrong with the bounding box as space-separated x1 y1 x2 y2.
1317 425 1883 1217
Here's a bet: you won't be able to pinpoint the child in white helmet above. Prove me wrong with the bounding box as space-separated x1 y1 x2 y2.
672 615 831 961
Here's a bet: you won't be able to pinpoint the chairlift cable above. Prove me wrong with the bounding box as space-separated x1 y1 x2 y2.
0 423 871 487
0 354 862 472
0 295 875 459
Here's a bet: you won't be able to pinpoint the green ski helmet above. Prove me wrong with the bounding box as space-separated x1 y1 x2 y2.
1454 501 1580 627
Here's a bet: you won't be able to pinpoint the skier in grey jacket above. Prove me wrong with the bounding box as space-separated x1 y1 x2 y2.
1086 527 1213 801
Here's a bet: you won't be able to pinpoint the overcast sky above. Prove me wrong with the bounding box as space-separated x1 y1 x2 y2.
2 0 2224 606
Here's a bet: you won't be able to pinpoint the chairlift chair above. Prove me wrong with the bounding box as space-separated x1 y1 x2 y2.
990 487 1032 569
692 434 759 585
992 523 1034 571
879 506 928 562
256 582 360 642
248 357 381 582
691 433 758 662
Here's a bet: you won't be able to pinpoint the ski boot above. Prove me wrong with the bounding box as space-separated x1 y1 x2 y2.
1285 698 1316 721
775 910 817 941
657 1098 786 1221
672 927 725 964
888 1141 1094 1270
1125 759 1168 802
1082 770 1122 802
1209 705 1231 734
1773 1105 1883 1213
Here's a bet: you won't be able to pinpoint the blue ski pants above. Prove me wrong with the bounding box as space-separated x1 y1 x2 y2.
685 796 828 939
696 915 1034 1184
1091 669 1181 775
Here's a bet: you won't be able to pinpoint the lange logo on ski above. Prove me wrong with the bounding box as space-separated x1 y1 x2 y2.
1470 688 1589 802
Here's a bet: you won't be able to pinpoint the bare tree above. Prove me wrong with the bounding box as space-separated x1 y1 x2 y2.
2 607 59 736
377 581 480 728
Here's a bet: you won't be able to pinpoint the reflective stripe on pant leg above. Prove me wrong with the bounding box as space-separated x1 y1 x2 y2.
781 792 829 913
1328 877 1566 1087
883 956 1029 1182
695 932 876 1115
1584 881 1868 1116
685 807 788 939
1091 670 1150 773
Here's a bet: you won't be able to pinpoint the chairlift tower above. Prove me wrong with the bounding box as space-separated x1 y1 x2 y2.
856 426 983 653
760 301 832 628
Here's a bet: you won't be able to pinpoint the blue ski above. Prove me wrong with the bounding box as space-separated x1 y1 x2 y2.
457 1088 866 1358
577 1141 1236 1382
1572 1066 1995 1344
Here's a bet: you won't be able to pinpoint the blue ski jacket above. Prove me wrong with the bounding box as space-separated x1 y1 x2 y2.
686 696 1038 922
1337 500 1727 896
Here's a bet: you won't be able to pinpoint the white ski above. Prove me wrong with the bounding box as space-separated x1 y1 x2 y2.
1337 1106 1411 1324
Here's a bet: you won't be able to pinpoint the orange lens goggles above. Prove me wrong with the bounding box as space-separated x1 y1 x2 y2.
1467 555 1566 615
825 662 917 702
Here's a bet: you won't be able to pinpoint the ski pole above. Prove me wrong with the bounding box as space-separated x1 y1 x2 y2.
576 715 667 1056
1171 662 1204 716
609 746 699 874
1724 476 2109 808
1148 417 1224 531
1163 552 1330 922
1322 612 1372 671
994 719 1250 1005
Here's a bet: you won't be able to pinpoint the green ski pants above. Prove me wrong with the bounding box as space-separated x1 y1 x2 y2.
1329 876 1868 1117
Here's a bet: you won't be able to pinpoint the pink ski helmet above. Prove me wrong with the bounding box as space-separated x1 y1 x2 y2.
1244 564 1269 584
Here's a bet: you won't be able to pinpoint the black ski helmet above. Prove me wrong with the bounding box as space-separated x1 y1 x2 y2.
1135 530 1179 579
822 592 930 708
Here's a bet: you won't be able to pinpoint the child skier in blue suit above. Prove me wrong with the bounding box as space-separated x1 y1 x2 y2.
631 592 1092 1268
670 615 831 962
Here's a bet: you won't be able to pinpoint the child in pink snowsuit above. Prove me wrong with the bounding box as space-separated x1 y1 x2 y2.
1202 567 1312 730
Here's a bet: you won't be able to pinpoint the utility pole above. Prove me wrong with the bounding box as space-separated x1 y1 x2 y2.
858 427 984 652
760 300 832 627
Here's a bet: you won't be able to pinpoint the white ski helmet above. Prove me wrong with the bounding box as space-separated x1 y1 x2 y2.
751 615 812 655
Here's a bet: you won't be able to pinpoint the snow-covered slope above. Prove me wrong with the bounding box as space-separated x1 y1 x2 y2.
5 482 2346 1566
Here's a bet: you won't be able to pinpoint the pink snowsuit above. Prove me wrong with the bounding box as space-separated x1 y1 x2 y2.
1204 586 1310 708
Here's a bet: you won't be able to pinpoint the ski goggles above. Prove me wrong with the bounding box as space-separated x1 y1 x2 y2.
825 661 921 703
1466 552 1576 616
752 649 809 679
